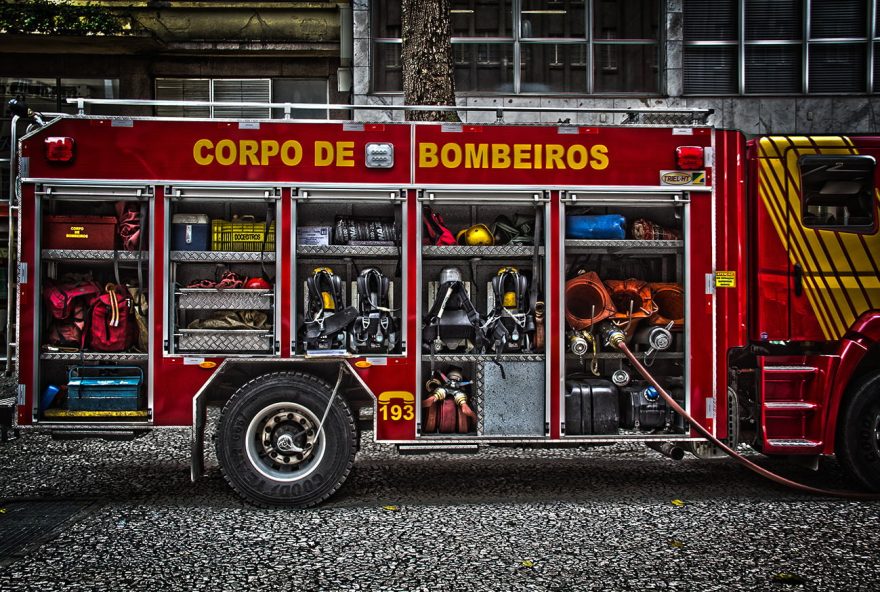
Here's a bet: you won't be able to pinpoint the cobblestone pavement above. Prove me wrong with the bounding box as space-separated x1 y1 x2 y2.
0 427 878 591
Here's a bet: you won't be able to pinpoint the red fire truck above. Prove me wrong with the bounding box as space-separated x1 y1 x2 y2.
5 100 880 507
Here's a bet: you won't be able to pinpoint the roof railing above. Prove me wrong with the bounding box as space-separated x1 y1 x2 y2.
66 98 714 125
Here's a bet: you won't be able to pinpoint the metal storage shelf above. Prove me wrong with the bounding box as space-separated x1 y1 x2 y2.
176 288 273 310
42 249 148 261
297 244 400 257
169 251 276 263
422 353 545 363
40 351 149 361
177 329 273 353
422 245 542 258
564 240 683 254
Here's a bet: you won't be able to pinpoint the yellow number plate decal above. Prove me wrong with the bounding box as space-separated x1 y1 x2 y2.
377 391 415 422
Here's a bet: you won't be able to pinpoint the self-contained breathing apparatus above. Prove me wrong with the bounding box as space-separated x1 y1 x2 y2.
302 267 357 351
423 267 485 354
485 266 535 354
350 268 397 354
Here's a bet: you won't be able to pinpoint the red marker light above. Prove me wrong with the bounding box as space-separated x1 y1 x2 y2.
45 137 76 163
675 146 704 170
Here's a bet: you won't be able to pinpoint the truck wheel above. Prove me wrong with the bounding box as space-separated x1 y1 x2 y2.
836 370 880 491
216 371 356 507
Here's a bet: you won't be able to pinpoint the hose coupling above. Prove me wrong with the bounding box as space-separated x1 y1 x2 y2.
600 323 627 349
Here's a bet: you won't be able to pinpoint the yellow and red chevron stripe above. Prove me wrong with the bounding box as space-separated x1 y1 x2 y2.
757 136 880 340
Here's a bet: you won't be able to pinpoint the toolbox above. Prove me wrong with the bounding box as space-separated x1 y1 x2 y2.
565 379 619 435
172 214 210 251
44 215 117 250
211 217 276 252
66 366 142 411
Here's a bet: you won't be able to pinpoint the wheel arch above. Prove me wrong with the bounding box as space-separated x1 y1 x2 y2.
823 312 880 455
190 359 374 481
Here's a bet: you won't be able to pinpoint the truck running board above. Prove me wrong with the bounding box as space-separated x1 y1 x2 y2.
397 444 480 455
51 429 148 441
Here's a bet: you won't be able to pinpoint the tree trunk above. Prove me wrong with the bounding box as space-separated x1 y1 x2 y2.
401 0 459 122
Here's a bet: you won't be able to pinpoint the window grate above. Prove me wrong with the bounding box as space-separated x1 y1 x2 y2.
684 0 875 95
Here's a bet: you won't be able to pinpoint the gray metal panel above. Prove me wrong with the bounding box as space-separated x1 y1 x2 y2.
481 360 545 436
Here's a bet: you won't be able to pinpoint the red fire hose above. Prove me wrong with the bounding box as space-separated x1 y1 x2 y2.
610 333 880 499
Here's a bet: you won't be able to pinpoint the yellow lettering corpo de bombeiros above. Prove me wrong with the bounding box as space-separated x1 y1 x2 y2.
417 142 609 170
193 139 303 167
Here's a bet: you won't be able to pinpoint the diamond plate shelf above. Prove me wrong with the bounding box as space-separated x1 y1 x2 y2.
565 240 683 254
177 288 273 310
42 249 148 261
422 245 542 258
170 251 276 263
421 353 546 362
177 329 273 352
297 245 400 257
40 351 148 361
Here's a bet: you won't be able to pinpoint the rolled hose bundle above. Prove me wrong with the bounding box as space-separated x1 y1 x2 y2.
333 216 399 245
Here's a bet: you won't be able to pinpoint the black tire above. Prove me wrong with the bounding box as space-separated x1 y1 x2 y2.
836 370 880 491
216 371 356 508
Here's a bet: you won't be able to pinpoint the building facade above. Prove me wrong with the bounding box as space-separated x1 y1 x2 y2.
355 0 880 132
1 0 352 199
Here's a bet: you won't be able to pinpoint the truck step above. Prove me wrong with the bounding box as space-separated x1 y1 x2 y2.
43 409 149 419
397 444 480 455
763 401 819 411
765 438 822 450
50 429 148 441
762 365 819 374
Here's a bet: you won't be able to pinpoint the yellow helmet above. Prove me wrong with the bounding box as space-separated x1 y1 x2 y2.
456 224 495 246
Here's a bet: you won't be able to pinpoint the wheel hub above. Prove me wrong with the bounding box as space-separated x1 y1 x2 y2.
259 409 318 467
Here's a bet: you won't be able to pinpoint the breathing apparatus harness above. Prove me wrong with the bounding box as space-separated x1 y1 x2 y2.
303 267 357 350
350 267 397 353
423 268 485 357
484 266 534 357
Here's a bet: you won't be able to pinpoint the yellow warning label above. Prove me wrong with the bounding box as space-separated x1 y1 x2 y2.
715 271 736 288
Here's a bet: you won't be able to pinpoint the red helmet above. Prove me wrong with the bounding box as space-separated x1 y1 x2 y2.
244 277 271 289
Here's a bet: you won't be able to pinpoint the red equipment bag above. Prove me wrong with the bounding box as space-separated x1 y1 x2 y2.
422 206 456 246
116 201 147 251
43 276 101 320
46 301 87 348
87 284 138 352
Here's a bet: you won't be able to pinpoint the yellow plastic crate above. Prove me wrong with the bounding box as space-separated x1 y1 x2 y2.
211 218 276 252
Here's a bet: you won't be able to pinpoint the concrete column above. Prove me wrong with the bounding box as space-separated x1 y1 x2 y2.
665 0 683 97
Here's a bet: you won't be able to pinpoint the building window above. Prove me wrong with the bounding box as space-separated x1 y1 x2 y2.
0 77 119 202
155 78 329 119
799 155 876 230
372 0 660 94
684 0 877 95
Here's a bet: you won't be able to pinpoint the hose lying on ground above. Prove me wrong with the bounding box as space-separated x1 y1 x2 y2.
607 330 880 500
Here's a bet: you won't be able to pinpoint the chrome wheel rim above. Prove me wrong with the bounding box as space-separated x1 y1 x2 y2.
245 402 327 482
